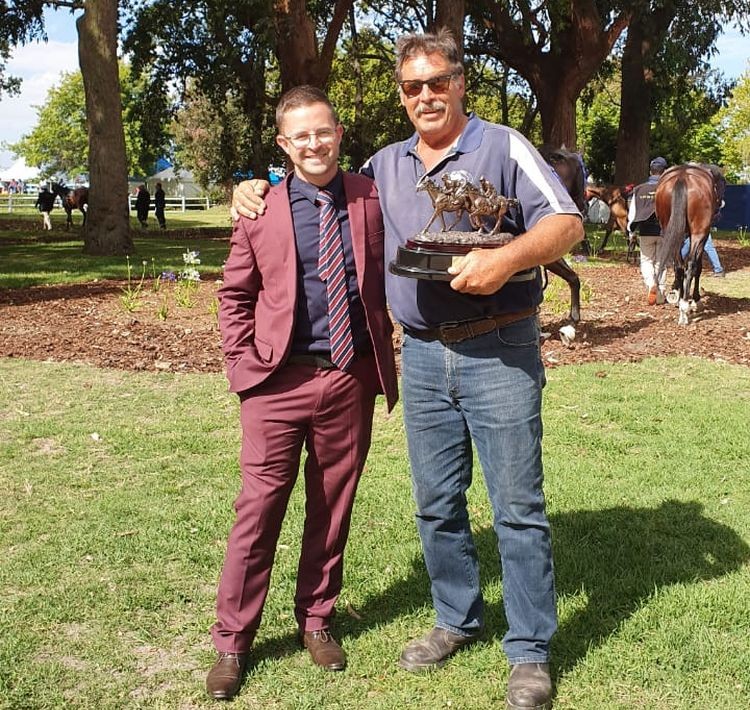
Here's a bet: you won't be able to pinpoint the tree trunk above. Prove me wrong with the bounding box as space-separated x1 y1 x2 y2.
434 0 465 60
77 0 132 255
471 2 630 152
273 0 353 91
614 22 653 184
536 81 579 149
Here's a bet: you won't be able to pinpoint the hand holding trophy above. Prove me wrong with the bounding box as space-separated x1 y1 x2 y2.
389 171 520 280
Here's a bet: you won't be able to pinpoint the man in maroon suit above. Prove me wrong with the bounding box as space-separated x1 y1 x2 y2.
206 85 398 700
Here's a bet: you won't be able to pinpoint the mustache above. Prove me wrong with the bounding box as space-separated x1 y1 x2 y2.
415 100 446 116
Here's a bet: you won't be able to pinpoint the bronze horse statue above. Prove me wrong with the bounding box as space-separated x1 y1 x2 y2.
51 182 89 229
655 164 724 326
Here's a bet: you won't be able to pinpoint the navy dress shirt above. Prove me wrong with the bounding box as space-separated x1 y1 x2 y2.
288 171 370 356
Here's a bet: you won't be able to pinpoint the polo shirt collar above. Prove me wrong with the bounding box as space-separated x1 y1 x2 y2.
400 112 482 158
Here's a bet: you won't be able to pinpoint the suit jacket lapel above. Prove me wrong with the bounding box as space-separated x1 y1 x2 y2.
265 175 299 309
343 174 367 288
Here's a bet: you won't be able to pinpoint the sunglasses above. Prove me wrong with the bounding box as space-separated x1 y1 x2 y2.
398 73 455 98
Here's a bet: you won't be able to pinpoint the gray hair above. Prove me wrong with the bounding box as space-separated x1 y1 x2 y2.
394 28 464 81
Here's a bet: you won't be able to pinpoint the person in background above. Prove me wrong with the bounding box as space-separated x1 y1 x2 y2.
232 29 583 710
205 85 397 701
627 157 667 305
35 183 56 231
680 232 725 277
154 181 166 230
135 184 150 228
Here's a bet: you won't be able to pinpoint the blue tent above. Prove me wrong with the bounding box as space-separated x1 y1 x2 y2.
717 185 750 230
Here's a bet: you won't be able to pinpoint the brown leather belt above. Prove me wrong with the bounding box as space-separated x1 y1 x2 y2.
404 307 537 345
287 354 337 369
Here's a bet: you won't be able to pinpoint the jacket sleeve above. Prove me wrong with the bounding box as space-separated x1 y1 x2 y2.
217 218 262 374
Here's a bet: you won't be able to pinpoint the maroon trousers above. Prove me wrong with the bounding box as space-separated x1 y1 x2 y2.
211 356 377 653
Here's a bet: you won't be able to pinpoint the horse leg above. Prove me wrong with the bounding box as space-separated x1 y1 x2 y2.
65 207 72 230
597 222 613 255
688 235 708 307
544 258 581 323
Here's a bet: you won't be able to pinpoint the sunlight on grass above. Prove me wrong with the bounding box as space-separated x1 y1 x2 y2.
1 357 748 708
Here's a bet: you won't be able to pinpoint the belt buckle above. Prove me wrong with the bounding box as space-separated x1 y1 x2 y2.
438 321 470 344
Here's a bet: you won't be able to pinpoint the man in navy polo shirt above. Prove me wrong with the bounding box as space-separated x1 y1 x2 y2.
233 30 582 710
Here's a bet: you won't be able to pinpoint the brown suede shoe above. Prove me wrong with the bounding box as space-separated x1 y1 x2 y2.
300 630 346 670
398 627 479 672
506 662 552 710
206 652 247 700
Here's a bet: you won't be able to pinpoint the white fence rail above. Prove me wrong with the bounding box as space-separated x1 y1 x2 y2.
2 194 215 213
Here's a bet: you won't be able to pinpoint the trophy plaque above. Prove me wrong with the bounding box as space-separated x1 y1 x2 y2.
389 171 520 281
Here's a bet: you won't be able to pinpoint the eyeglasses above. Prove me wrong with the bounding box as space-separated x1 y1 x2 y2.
398 73 455 98
282 128 337 149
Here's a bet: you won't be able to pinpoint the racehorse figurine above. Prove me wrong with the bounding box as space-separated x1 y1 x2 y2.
655 163 724 326
416 176 470 232
584 184 633 259
50 182 89 229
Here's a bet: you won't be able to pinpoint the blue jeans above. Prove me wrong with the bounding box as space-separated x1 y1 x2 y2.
401 316 556 664
681 234 723 273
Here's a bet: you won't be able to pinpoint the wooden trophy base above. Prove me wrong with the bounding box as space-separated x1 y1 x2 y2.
389 231 516 281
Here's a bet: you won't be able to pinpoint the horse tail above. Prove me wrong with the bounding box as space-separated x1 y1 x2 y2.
656 177 688 279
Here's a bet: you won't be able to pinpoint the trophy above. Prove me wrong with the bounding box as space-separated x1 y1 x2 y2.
389 171 519 281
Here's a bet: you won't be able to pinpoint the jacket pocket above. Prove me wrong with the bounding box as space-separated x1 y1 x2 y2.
255 336 273 363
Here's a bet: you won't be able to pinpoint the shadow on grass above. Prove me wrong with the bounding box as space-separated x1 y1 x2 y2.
242 499 748 686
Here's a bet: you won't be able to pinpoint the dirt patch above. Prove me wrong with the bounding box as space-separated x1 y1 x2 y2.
1 240 749 373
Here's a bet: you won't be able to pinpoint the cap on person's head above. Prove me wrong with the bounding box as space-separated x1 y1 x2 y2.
650 156 667 172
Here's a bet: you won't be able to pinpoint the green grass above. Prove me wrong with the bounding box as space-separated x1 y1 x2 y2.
1 357 748 709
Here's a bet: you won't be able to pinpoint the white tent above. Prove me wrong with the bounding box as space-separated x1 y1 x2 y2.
0 156 40 182
146 166 202 198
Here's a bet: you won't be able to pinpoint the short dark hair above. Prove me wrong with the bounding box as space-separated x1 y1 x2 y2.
275 85 338 131
394 28 464 81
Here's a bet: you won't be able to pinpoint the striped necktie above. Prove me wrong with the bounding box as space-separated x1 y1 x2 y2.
317 189 355 370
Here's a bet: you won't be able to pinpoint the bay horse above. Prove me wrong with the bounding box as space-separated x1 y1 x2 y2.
540 146 589 322
655 164 722 326
585 184 634 260
51 182 89 229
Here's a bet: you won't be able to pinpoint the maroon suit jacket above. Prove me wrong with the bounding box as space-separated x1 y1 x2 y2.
218 172 398 412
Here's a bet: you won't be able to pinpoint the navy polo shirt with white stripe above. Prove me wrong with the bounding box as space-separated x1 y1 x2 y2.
362 113 581 331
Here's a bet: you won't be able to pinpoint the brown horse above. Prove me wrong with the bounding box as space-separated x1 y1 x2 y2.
541 147 588 322
585 184 634 260
655 164 722 326
51 182 89 229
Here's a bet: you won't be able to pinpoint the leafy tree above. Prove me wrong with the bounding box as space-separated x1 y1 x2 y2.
171 80 276 198
578 64 621 182
9 70 88 177
327 28 410 170
467 1 631 148
360 0 466 55
715 68 750 181
1 0 132 254
9 64 169 178
613 0 750 183
0 1 46 97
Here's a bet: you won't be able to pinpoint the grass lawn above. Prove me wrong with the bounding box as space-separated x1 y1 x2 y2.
0 209 233 288
1 357 748 709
